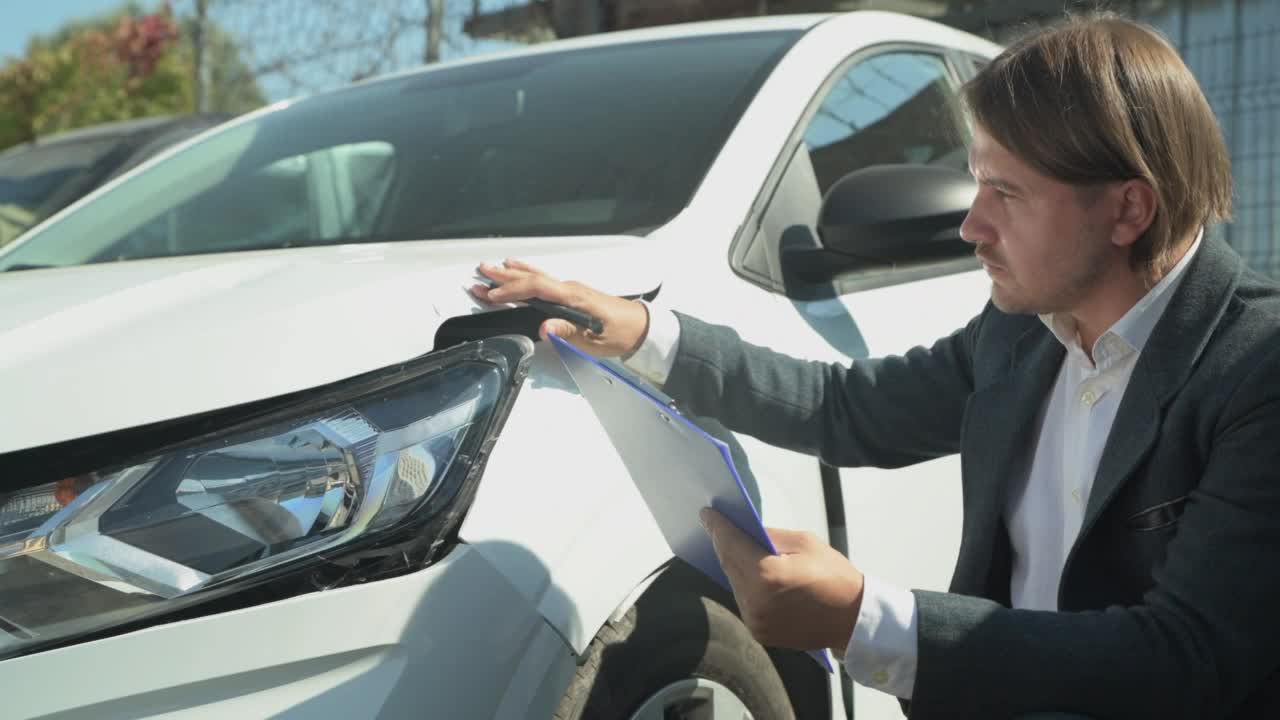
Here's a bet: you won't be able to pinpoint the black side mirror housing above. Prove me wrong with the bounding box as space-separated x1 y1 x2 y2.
783 164 976 281
820 163 975 256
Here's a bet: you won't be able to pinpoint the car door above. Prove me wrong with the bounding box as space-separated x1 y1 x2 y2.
728 41 994 719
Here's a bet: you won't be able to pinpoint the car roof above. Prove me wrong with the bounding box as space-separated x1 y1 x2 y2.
25 116 181 146
16 114 229 150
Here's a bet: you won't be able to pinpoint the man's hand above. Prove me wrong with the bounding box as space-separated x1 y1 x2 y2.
700 507 864 654
471 258 650 358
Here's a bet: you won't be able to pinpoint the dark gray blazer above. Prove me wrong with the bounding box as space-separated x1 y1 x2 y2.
662 235 1280 719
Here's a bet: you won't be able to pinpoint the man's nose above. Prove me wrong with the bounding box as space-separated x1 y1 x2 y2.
958 202 992 247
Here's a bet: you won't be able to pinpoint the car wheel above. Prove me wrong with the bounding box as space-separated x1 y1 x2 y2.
554 569 827 720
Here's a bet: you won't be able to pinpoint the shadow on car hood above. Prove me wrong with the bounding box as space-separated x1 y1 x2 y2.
0 236 660 452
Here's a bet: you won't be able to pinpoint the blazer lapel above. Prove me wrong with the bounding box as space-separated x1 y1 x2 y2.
954 326 1064 596
1076 235 1244 541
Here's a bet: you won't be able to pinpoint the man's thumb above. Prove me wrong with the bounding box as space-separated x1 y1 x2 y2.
540 319 580 342
766 526 815 554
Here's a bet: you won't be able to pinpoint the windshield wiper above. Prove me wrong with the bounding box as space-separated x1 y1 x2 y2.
0 263 57 272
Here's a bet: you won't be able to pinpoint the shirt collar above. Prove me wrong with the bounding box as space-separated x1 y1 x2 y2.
1040 228 1203 366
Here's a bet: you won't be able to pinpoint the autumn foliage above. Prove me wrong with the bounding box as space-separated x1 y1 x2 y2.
0 4 191 151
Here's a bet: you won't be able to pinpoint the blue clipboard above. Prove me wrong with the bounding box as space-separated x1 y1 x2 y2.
550 334 835 672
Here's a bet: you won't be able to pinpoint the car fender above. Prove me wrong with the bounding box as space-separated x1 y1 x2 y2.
458 341 674 654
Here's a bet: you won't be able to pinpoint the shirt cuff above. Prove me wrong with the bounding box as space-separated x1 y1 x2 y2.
621 300 680 386
843 575 920 700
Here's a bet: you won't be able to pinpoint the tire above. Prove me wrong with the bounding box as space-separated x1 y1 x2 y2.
553 567 829 720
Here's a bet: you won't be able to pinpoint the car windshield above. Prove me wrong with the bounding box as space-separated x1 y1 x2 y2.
0 137 121 248
0 30 799 271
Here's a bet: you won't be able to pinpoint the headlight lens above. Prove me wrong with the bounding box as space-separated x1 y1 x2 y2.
0 335 532 657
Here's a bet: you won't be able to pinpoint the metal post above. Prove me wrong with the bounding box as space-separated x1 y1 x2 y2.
1178 0 1190 53
1226 0 1243 248
426 0 445 64
1268 18 1277 276
582 0 603 35
820 460 855 719
193 0 210 112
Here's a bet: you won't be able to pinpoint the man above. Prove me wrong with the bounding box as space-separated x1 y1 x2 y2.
473 12 1280 719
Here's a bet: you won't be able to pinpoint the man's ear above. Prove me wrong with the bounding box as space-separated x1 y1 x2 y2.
1111 179 1158 248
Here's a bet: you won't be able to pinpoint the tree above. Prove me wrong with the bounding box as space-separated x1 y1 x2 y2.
0 1 266 152
0 4 187 150
426 0 445 63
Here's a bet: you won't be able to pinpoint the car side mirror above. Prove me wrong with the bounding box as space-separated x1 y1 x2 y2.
783 164 976 281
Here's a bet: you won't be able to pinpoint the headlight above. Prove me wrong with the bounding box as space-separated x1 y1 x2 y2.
0 334 533 658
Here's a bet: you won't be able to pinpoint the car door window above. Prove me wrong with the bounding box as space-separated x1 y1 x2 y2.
803 51 969 195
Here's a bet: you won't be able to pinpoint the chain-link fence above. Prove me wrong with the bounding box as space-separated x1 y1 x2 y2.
1181 23 1280 279
170 0 518 102
1045 0 1280 279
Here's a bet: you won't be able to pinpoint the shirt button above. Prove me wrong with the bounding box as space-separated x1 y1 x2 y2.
1071 488 1083 503
871 669 890 685
1081 390 1097 407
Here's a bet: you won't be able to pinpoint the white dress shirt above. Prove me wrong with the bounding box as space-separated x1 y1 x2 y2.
623 233 1203 700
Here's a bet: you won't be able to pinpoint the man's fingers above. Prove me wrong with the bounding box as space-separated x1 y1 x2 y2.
476 262 528 287
502 257 543 273
477 261 586 308
475 259 547 292
491 276 568 305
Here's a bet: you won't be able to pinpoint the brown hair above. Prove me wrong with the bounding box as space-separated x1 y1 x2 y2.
963 11 1233 283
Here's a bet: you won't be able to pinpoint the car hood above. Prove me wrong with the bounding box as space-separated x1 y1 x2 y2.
0 236 661 452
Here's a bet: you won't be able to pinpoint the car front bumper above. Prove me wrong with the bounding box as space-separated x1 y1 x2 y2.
1 544 574 719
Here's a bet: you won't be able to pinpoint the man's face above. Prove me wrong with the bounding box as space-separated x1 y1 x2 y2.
960 126 1121 316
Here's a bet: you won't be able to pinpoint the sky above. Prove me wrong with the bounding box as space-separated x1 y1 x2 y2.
0 0 125 62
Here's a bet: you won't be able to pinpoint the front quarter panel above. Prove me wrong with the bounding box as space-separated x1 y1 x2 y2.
457 342 672 654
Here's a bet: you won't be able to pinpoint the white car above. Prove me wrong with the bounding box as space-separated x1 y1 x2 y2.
0 12 999 720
